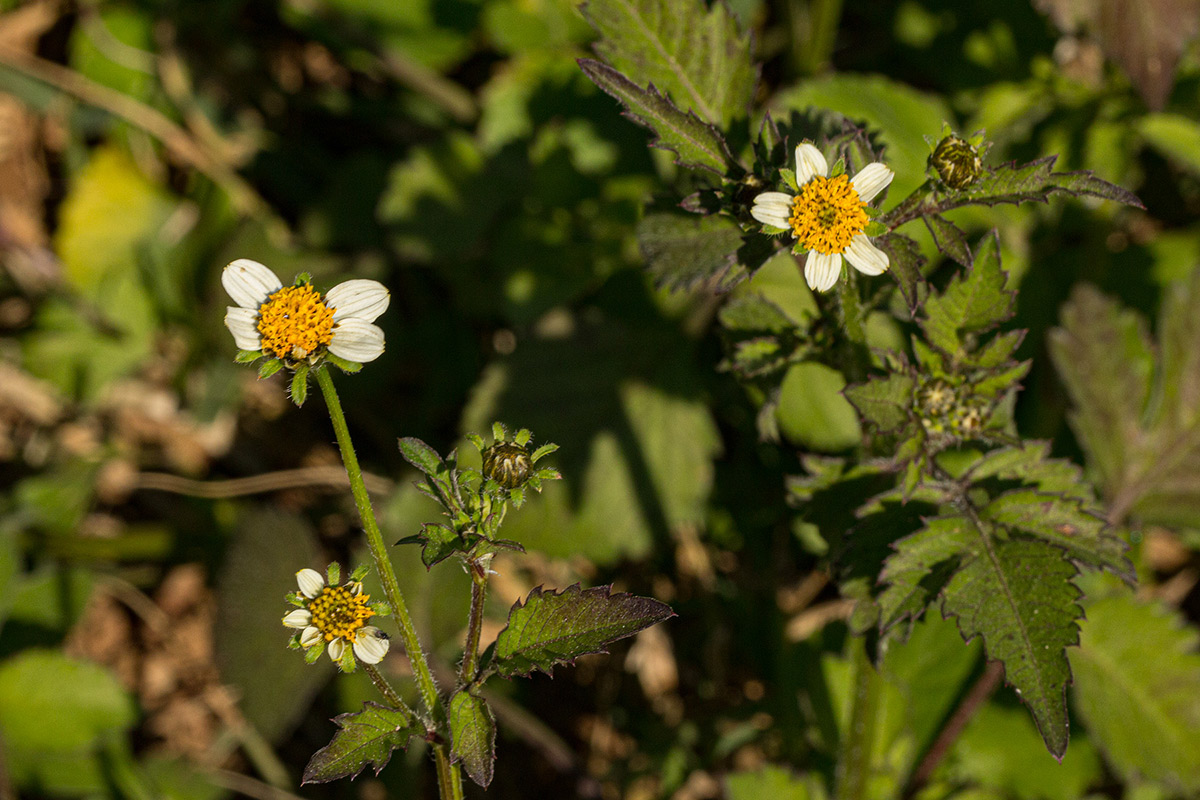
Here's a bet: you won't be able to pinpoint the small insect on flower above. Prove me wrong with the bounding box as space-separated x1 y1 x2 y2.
222 259 389 367
751 143 894 293
283 563 390 672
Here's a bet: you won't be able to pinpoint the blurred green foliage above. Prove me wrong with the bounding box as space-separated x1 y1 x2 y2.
0 0 1198 798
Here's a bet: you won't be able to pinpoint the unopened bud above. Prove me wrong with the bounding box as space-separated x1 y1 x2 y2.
481 442 532 489
930 135 983 190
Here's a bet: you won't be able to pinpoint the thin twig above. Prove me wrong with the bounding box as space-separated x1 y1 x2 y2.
903 660 1005 798
135 465 394 498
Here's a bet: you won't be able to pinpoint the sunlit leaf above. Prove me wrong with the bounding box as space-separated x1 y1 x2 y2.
449 690 496 788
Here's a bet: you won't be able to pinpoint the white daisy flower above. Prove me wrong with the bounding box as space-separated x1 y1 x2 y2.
222 259 389 364
283 565 390 668
751 143 894 293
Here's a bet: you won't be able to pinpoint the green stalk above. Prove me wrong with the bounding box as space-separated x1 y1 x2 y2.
460 565 489 685
835 637 882 800
315 367 461 798
362 662 414 718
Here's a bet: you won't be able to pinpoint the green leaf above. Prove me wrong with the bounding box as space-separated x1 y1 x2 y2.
941 538 1081 758
844 372 915 434
302 702 422 784
397 436 445 478
877 516 973 630
235 349 262 364
637 211 746 291
492 584 674 677
258 359 282 379
576 59 731 174
876 233 926 314
449 690 496 788
403 522 464 569
725 765 826 800
922 214 972 266
0 650 136 754
920 232 1012 356
1138 113 1200 176
776 361 862 452
1070 593 1200 793
945 156 1143 210
982 490 1131 578
581 0 756 127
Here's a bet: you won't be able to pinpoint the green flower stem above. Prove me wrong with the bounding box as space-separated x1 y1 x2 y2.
315 368 460 798
835 637 882 800
460 564 489 686
434 750 464 800
362 662 413 718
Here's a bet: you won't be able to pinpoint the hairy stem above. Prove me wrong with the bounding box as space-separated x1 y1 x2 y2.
362 662 414 718
315 368 461 799
460 566 489 686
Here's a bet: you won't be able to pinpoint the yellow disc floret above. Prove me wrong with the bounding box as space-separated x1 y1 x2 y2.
788 173 870 255
256 284 336 359
307 584 373 642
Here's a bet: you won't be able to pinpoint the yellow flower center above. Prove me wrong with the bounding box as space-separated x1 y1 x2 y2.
788 173 870 254
307 585 373 642
256 284 336 359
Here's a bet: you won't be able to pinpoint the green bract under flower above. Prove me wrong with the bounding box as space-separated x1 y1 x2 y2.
222 259 390 368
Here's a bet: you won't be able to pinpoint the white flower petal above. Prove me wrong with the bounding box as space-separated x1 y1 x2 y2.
794 143 828 184
844 236 889 276
296 568 326 598
222 259 282 310
282 609 312 629
225 307 262 351
804 251 842 293
851 163 895 204
325 280 391 323
327 637 346 662
328 319 385 363
300 626 322 647
750 204 792 229
353 627 390 664
754 191 795 209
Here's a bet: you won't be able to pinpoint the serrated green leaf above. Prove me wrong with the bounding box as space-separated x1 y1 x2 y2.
945 156 1143 209
966 442 1091 501
982 490 1130 578
973 330 1025 369
415 523 464 568
970 360 1031 398
941 538 1081 758
449 690 495 788
876 233 926 314
923 213 972 266
577 59 731 174
493 584 674 677
1070 594 1200 793
844 373 915 434
582 0 756 127
877 517 973 630
1048 284 1160 516
921 232 1012 356
397 437 445 478
302 702 421 784
637 211 746 291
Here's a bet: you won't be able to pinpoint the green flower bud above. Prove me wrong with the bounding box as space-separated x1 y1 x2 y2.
482 442 533 489
929 135 983 190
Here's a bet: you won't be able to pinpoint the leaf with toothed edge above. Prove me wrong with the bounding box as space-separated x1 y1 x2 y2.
491 584 675 678
449 690 496 788
637 211 746 291
302 702 422 784
941 156 1143 209
922 213 972 266
577 59 731 174
580 0 757 128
